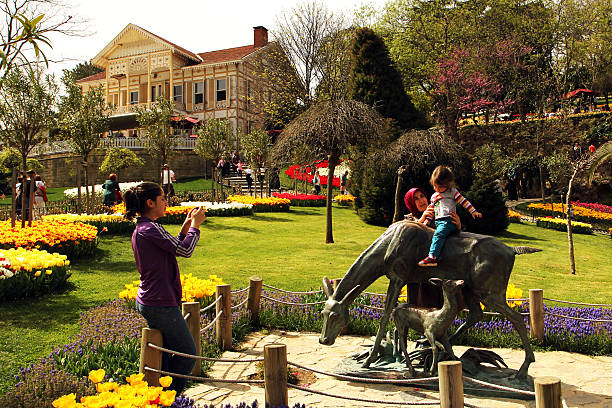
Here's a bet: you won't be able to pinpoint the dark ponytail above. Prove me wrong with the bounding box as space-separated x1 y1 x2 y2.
124 182 163 220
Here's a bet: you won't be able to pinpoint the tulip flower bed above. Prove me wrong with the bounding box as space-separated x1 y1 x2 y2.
525 202 612 227
63 181 145 199
0 248 71 301
334 194 355 206
227 195 290 212
180 201 254 217
508 210 522 223
119 274 224 307
2 296 252 408
52 371 183 408
0 220 98 259
536 217 593 234
272 192 326 207
43 213 135 235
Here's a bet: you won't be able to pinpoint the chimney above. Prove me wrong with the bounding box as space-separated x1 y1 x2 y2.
253 26 268 47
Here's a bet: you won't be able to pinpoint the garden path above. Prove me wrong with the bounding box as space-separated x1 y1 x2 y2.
185 331 612 408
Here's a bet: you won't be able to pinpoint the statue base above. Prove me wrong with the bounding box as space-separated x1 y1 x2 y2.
335 341 535 400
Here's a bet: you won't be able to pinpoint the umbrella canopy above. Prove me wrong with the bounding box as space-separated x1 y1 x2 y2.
170 115 199 124
566 88 600 99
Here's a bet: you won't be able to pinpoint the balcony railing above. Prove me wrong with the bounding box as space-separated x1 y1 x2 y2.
29 137 197 157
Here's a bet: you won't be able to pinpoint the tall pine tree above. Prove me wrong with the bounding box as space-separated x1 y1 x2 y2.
349 28 426 131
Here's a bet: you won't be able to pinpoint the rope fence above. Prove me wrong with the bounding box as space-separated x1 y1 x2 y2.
287 383 440 406
200 295 223 313
545 312 612 323
261 295 326 306
262 283 323 295
543 298 612 308
135 278 594 408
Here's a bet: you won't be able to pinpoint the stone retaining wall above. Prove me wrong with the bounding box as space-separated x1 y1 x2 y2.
35 149 212 187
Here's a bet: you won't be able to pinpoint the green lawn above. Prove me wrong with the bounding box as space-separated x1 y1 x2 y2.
0 207 610 394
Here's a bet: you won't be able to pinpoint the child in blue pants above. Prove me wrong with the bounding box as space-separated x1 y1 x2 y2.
418 166 482 267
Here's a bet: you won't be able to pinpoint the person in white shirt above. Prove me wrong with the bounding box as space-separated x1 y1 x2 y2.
161 164 176 197
33 175 46 218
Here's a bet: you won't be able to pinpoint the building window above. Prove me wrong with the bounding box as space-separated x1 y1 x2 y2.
194 82 204 104
151 86 156 102
173 85 182 103
130 91 139 105
216 78 226 102
247 80 252 109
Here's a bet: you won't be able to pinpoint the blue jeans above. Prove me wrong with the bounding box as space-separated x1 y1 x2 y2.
136 302 197 394
429 217 457 259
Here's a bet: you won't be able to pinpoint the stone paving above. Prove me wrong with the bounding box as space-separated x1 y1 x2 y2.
185 330 612 408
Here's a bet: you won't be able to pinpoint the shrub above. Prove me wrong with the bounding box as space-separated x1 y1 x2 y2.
536 217 593 234
458 178 509 235
334 194 355 206
472 143 506 181
0 247 71 301
180 201 255 217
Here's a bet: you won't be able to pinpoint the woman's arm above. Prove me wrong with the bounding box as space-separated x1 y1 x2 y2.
450 212 462 230
143 222 200 258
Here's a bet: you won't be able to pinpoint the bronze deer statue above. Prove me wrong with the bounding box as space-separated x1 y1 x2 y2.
319 221 540 379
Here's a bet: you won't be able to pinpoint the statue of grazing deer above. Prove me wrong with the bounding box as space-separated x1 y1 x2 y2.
320 220 541 379
392 278 464 374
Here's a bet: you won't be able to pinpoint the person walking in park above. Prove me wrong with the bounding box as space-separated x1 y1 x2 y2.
313 170 321 195
519 172 529 199
418 166 481 267
124 182 206 396
245 167 254 195
340 171 348 195
506 173 518 201
102 173 121 209
33 175 47 218
161 164 176 197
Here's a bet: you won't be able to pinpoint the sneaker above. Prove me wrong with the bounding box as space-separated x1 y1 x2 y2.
418 255 438 267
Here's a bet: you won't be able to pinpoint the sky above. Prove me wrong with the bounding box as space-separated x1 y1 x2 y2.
43 0 387 79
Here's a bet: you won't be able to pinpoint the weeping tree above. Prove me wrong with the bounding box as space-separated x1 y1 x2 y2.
59 74 110 213
194 118 231 199
272 99 385 243
0 66 56 226
240 129 271 198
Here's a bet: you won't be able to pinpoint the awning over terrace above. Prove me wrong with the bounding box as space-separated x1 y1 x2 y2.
566 89 600 99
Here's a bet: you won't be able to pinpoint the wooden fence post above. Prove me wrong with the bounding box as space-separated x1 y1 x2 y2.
216 284 232 350
530 289 544 341
182 301 201 376
139 327 163 387
247 276 263 323
535 377 562 408
264 343 288 408
439 361 464 408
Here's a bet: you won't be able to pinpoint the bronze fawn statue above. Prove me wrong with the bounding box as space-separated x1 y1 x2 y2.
320 221 541 379
392 278 464 374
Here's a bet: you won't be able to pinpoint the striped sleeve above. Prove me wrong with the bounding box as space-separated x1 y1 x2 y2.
149 222 200 258
422 203 435 222
453 190 476 214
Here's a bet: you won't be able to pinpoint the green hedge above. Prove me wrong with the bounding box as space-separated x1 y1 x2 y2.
536 218 593 234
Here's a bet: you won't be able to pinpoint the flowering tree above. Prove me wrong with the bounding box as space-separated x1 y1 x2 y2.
432 47 513 141
240 129 271 198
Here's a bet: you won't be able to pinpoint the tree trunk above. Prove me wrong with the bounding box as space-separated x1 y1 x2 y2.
84 163 90 213
28 174 35 226
392 166 406 223
21 156 27 228
76 164 82 214
10 168 16 228
325 155 337 244
539 164 545 201
566 170 578 275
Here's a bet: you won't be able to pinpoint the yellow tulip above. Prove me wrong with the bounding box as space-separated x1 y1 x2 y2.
88 368 105 383
34 271 41 277
52 393 77 408
158 390 177 406
46 269 52 275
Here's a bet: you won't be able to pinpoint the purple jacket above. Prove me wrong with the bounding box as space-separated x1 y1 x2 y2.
133 217 200 307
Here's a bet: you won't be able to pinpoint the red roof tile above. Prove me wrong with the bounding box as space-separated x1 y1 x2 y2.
197 45 261 64
76 71 106 83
